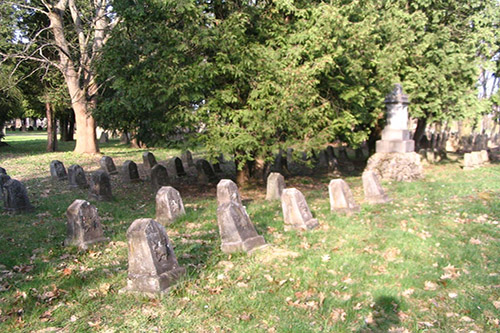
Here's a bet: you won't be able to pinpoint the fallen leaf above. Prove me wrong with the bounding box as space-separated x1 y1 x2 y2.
469 238 482 245
330 308 346 322
460 316 474 322
424 281 438 291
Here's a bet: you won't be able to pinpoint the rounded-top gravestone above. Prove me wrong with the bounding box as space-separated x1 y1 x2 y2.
50 160 67 180
100 156 118 175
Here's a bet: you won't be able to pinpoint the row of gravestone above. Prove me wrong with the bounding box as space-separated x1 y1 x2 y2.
463 150 490 170
61 169 391 294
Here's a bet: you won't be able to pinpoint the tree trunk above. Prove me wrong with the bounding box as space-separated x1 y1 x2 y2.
46 102 57 152
413 117 427 151
67 110 75 141
60 114 68 142
236 162 250 187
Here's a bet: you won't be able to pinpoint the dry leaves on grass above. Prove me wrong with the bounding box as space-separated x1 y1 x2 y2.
440 264 461 280
424 281 438 291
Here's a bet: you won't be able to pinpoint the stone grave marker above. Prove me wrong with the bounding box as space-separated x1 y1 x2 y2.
328 179 360 214
68 164 88 189
217 201 267 253
2 177 34 213
50 160 67 180
181 150 194 167
362 171 390 204
89 170 113 201
151 164 169 192
122 160 140 182
281 188 319 231
123 218 185 294
0 173 8 201
156 186 185 225
99 132 109 143
196 159 216 183
65 199 106 250
480 150 489 164
100 156 118 175
266 173 285 201
0 167 6 175
471 151 483 167
463 153 475 170
167 157 186 177
217 179 242 206
142 152 158 172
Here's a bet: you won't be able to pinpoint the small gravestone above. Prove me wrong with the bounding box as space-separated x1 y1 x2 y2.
196 159 216 182
181 150 194 167
68 165 88 189
217 179 242 206
463 153 475 170
151 164 169 192
122 160 140 182
142 152 158 172
217 201 267 253
65 200 106 250
99 132 109 143
266 173 285 201
123 218 185 294
0 167 6 175
0 173 9 201
362 171 390 204
167 157 186 177
100 156 118 175
89 170 113 201
50 160 67 180
2 178 34 213
156 186 185 225
281 188 319 231
480 150 489 164
471 151 483 167
328 179 360 214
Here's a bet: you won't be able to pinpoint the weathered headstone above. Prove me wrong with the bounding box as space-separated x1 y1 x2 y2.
471 151 483 167
0 173 11 202
64 200 106 250
100 156 118 175
142 152 158 172
463 153 475 170
281 188 319 231
167 157 186 177
123 218 185 294
156 186 186 225
217 179 242 206
122 160 141 182
2 177 34 213
480 150 489 164
181 150 194 167
266 173 285 201
195 159 216 183
99 132 109 143
151 164 169 192
68 164 89 189
328 179 360 214
217 201 267 253
89 170 113 201
50 160 67 180
362 171 390 204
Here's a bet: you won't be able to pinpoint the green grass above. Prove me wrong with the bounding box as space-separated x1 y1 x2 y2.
1 133 499 332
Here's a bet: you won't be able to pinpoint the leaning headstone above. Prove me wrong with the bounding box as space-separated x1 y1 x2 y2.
64 200 106 250
142 152 158 172
217 179 242 206
2 178 34 213
100 156 118 175
50 160 67 180
151 164 169 192
362 171 390 204
328 179 360 214
122 160 141 182
181 150 194 167
89 170 113 201
68 164 88 189
266 173 285 201
123 218 185 294
281 188 319 231
196 159 216 182
217 201 267 253
156 186 185 225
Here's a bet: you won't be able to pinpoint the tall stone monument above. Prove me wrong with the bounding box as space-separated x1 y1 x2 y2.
365 84 423 181
65 200 107 250
123 218 185 294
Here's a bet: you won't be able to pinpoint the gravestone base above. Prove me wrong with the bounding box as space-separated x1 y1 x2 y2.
365 152 423 182
123 266 186 295
221 235 268 254
64 236 108 250
365 194 391 205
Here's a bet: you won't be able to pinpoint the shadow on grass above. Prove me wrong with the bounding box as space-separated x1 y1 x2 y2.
358 295 402 332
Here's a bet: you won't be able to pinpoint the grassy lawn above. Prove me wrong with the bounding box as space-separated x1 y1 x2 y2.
0 132 499 332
